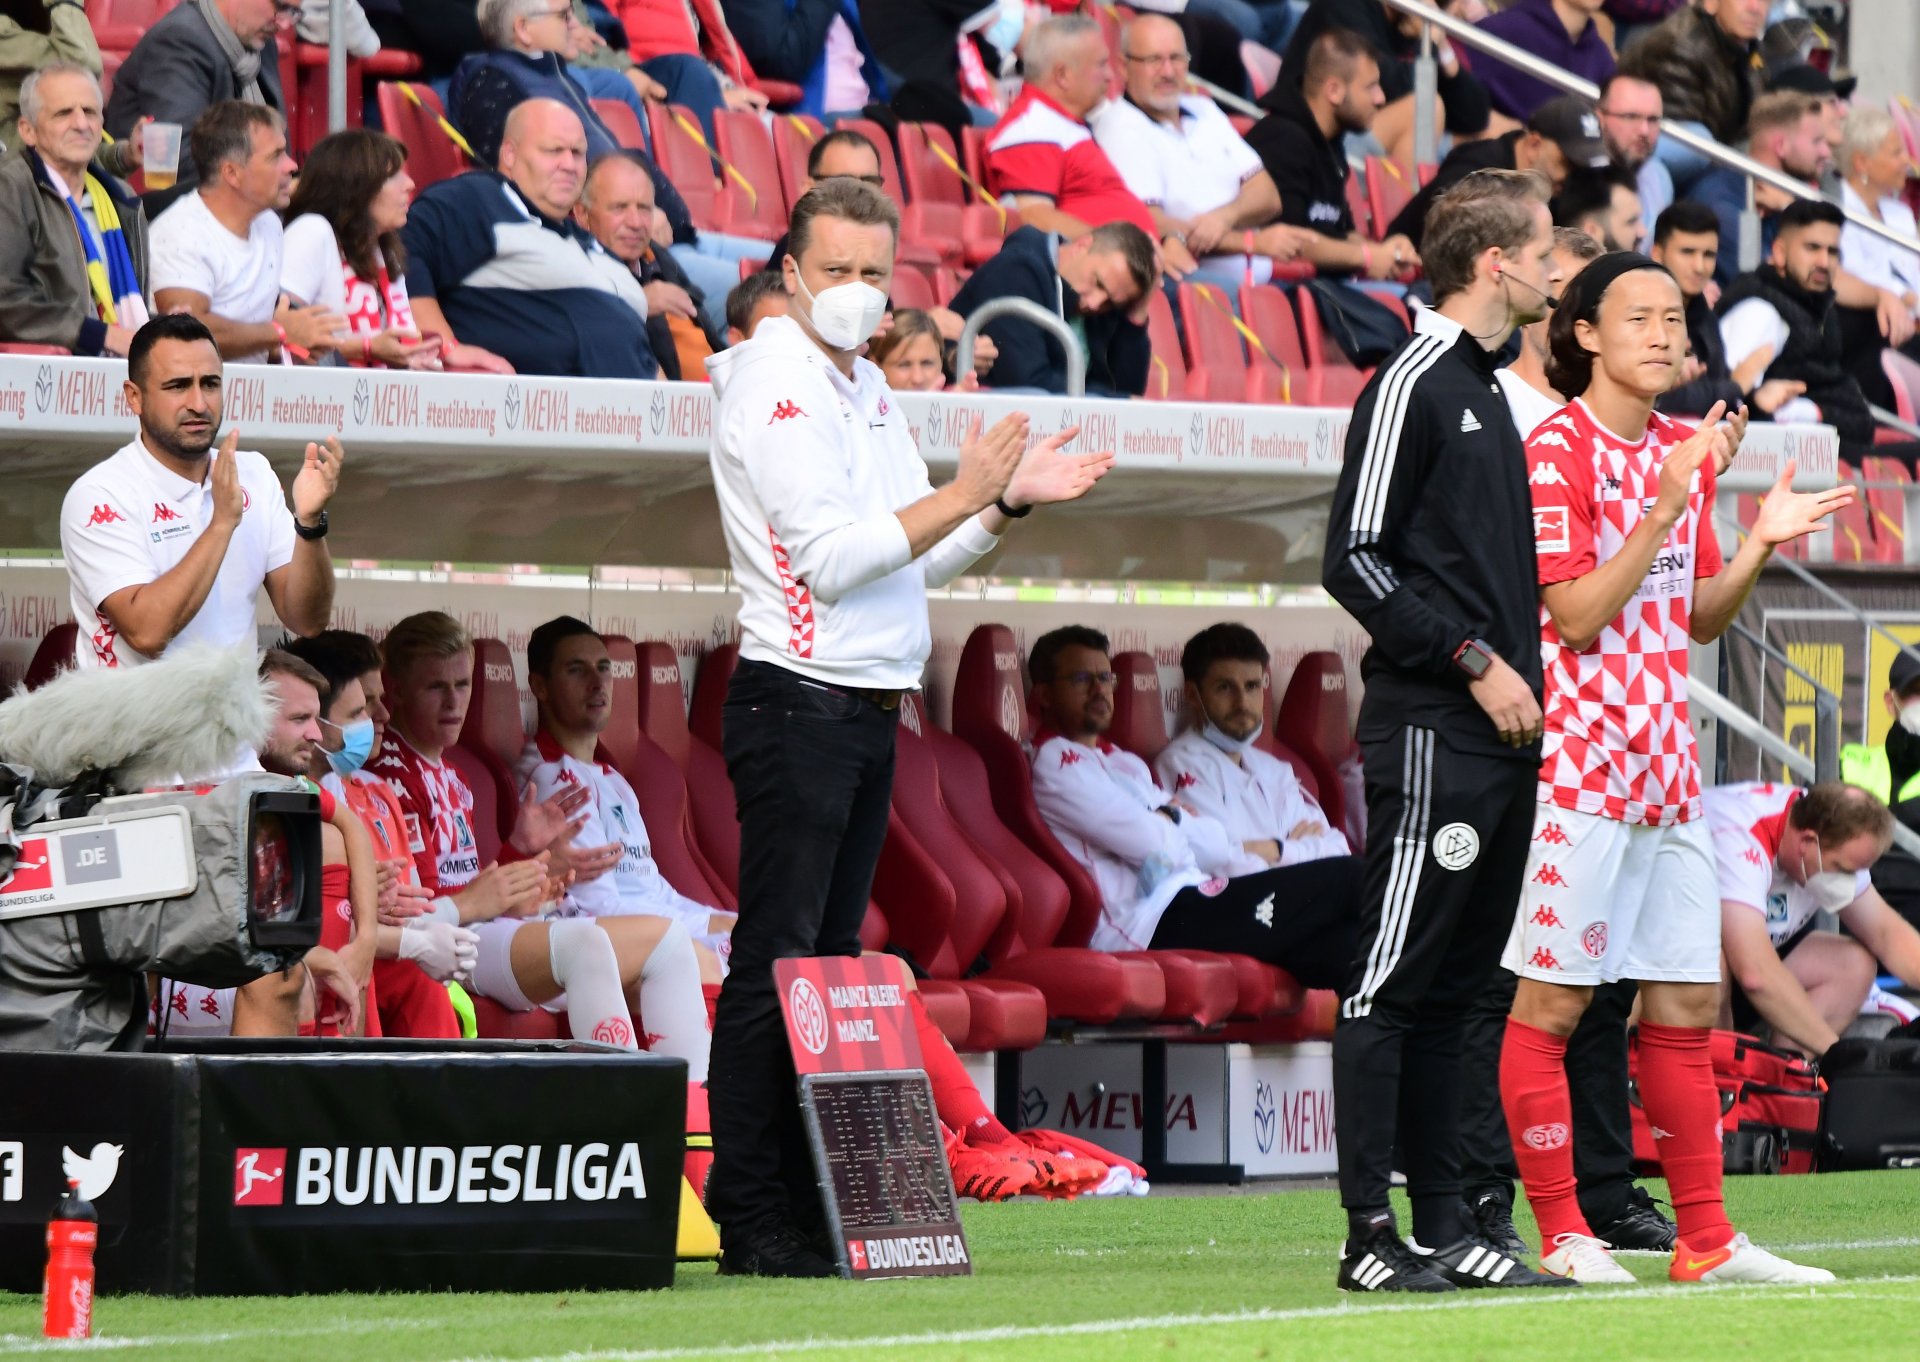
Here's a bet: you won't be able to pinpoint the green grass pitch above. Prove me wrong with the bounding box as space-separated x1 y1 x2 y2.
4 1174 1916 1361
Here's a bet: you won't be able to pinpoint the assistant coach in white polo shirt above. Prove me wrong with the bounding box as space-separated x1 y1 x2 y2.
60 312 341 670
703 176 1113 1278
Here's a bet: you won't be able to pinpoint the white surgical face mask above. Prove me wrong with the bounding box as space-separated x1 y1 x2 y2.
1802 839 1858 912
1898 699 1920 738
1202 718 1262 756
983 0 1023 54
792 268 888 351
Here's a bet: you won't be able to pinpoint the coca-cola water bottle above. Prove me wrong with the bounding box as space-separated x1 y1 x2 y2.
42 1178 95 1340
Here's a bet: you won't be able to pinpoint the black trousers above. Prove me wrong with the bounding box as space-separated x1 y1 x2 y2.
1334 725 1536 1217
1148 855 1362 990
704 659 898 1238
1458 971 1641 1222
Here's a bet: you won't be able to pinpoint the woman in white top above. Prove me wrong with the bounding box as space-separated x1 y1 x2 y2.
280 129 445 369
1835 104 1920 403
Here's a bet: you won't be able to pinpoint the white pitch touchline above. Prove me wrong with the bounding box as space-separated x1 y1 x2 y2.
0 1317 444 1356
453 1274 1920 1362
1773 1235 1920 1252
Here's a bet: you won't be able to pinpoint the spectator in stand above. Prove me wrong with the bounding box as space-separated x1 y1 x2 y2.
1153 623 1354 870
1090 13 1315 288
1496 225 1602 438
374 610 713 1069
365 0 482 85
1706 781 1920 1059
59 314 342 673
1618 0 1765 240
402 99 657 379
0 0 108 155
279 628 479 1040
1595 73 1671 243
1744 90 1831 260
1246 28 1419 285
281 129 443 371
949 221 1157 396
984 16 1173 268
1604 0 1683 50
150 103 348 364
563 0 750 147
105 0 290 214
1386 94 1608 250
296 0 381 57
606 0 771 142
857 0 1013 124
1282 0 1492 171
724 267 787 345
1651 199 1803 419
718 0 889 118
1026 624 1358 984
452 0 770 322
574 150 720 379
1718 199 1920 470
0 63 148 358
1768 60 1847 171
1552 166 1643 252
868 308 973 393
518 615 734 972
1474 0 1614 125
1834 105 1920 409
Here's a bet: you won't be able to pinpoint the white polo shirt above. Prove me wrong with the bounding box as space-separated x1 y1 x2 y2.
1704 781 1871 948
61 437 296 669
705 315 1002 690
148 192 285 363
1154 727 1350 869
1090 94 1264 225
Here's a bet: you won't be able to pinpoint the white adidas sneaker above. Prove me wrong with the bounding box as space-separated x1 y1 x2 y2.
1670 1233 1836 1285
1542 1232 1637 1284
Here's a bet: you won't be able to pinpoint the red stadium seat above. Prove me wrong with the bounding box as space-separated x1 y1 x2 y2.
890 264 936 312
1862 456 1911 564
470 994 567 1041
771 113 824 212
92 0 184 52
593 98 648 152
1345 168 1373 241
1240 40 1279 101
456 638 526 848
1831 462 1873 564
631 640 692 771
376 82 470 188
960 125 989 189
600 636 735 909
1108 651 1170 760
897 122 1010 267
933 265 967 306
834 116 957 265
1144 290 1189 400
1176 283 1248 404
1275 651 1352 835
1883 348 1920 426
443 745 505 869
645 103 722 232
293 46 421 158
23 623 77 690
1365 155 1414 243
712 108 788 240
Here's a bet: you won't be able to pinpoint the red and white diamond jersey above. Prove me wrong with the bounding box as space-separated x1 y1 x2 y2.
368 730 482 892
1529 400 1723 826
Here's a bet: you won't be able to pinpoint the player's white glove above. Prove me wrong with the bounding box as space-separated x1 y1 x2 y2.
399 918 480 983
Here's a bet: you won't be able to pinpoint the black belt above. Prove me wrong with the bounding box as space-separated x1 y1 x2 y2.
849 687 904 711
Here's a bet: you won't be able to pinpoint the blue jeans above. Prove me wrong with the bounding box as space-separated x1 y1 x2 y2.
640 53 727 143
671 236 774 336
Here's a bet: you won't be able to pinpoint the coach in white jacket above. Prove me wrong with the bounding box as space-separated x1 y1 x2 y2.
702 176 1112 1278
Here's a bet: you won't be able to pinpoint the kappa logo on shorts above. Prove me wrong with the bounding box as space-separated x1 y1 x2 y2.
1581 922 1609 959
1528 947 1561 971
1521 1123 1569 1150
1532 865 1569 888
1534 821 1572 846
1431 823 1479 871
1253 894 1275 929
1530 905 1565 929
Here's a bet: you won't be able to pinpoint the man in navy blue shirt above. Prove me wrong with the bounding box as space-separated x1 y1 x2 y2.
402 99 657 380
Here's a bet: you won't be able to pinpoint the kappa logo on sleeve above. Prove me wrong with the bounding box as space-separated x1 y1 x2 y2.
768 400 808 424
1532 505 1570 554
85 504 124 526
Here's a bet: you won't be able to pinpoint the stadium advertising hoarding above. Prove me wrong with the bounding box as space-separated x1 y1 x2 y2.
0 1042 685 1295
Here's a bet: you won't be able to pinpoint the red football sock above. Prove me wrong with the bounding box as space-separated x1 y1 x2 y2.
907 991 1011 1143
1500 1018 1591 1246
1637 1022 1733 1252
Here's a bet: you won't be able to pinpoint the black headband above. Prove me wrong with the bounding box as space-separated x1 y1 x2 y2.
1560 250 1675 324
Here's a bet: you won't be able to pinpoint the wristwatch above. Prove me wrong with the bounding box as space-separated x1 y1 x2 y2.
1453 638 1495 680
294 510 329 541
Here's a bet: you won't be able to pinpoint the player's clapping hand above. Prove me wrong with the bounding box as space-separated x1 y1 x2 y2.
461 859 550 921
509 780 591 856
1001 424 1116 510
1653 401 1724 523
1749 460 1857 548
554 838 622 885
378 881 434 928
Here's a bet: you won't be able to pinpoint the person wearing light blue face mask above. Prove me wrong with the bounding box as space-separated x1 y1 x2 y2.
1707 779 1920 1060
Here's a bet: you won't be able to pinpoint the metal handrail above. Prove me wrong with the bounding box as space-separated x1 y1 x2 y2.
1724 617 1842 781
1713 510 1920 678
956 297 1088 396
1379 0 1920 259
1870 403 1920 441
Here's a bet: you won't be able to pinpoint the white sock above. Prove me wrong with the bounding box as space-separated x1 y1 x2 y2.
630 919 711 1082
547 919 637 1050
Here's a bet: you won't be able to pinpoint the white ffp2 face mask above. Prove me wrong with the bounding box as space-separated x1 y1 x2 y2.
792 269 888 351
1202 719 1262 756
1899 700 1920 738
1802 839 1858 912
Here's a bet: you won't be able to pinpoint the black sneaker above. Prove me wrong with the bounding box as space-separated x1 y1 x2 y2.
1464 1188 1530 1261
1419 1234 1580 1289
718 1217 841 1279
1339 1222 1456 1293
1588 1187 1677 1255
